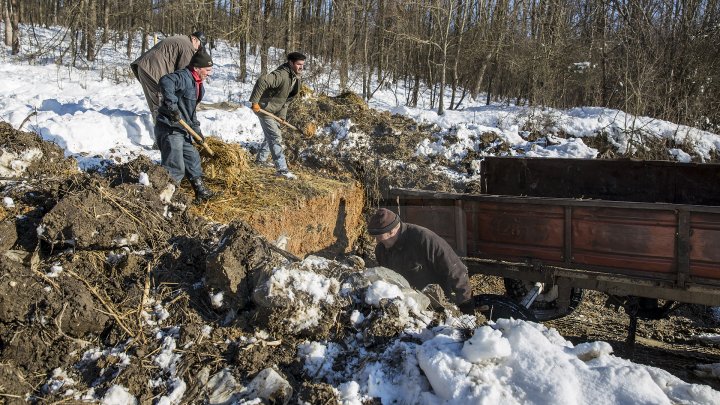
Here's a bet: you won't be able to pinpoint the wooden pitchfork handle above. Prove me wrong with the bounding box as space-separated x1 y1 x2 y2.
178 119 214 156
257 108 303 135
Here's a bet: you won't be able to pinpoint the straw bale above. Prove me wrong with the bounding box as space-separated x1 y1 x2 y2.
189 137 365 257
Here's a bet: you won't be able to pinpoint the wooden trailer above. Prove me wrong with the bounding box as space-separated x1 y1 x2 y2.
386 157 720 325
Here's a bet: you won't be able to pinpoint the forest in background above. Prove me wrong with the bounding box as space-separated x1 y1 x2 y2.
3 0 719 130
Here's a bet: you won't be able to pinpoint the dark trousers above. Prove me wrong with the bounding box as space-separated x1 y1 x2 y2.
155 124 203 183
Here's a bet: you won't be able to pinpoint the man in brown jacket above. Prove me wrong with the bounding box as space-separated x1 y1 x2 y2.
131 31 206 120
368 208 474 313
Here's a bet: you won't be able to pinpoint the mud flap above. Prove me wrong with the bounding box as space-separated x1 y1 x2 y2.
474 294 538 322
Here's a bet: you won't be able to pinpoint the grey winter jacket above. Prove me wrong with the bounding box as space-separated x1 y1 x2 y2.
249 63 300 119
130 35 196 83
156 68 203 138
375 222 472 305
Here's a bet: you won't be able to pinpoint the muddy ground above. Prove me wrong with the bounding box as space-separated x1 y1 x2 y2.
0 90 719 403
0 122 362 403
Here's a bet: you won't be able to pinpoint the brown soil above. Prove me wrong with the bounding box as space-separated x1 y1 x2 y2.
0 93 719 403
286 92 461 203
0 120 379 403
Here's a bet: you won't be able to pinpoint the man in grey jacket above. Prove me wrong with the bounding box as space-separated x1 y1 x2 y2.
368 208 474 313
131 31 206 120
249 52 306 179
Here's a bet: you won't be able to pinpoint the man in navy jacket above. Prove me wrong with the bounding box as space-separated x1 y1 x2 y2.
155 47 217 203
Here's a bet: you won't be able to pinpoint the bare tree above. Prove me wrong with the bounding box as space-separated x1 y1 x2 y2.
283 0 295 52
86 0 97 61
4 0 20 54
6 0 718 129
3 0 12 47
448 0 470 110
334 0 353 91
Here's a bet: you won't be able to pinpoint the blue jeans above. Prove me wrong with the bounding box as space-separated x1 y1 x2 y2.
155 124 203 183
256 114 288 172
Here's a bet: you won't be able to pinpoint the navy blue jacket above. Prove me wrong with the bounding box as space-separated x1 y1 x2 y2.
157 67 203 138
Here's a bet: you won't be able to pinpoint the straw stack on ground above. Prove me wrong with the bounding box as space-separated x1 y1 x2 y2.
189 137 365 258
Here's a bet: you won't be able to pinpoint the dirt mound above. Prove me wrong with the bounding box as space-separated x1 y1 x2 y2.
0 122 76 180
0 128 217 401
286 91 459 203
0 121 454 403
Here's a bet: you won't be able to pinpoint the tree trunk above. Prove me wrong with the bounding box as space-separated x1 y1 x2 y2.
411 71 420 107
361 0 371 100
87 0 97 61
102 0 109 44
238 0 249 82
259 0 272 75
3 0 12 47
283 0 294 52
449 0 469 110
9 0 19 54
337 0 351 91
126 0 134 58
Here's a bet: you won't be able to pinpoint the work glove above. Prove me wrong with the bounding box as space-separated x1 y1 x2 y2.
251 103 261 113
169 106 181 122
195 128 205 143
160 103 182 122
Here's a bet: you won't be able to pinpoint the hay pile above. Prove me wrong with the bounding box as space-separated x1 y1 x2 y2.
191 137 358 223
185 138 365 259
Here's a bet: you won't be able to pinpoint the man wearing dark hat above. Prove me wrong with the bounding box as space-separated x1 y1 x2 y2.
368 208 474 313
249 51 307 179
155 47 217 204
131 31 207 121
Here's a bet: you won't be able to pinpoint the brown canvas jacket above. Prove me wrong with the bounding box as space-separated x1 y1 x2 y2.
131 35 196 83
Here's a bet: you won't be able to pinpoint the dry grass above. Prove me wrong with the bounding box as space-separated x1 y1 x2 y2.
190 137 357 224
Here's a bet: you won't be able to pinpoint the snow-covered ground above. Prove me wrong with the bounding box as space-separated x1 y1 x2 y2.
1 25 719 172
2 25 720 404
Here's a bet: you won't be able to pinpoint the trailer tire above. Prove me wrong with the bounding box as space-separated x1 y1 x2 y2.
473 294 538 322
503 279 583 321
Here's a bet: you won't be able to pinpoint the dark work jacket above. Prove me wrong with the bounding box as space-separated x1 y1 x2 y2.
375 222 472 305
248 63 299 119
156 67 203 139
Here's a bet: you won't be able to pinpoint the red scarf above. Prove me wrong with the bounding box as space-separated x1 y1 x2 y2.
189 67 203 101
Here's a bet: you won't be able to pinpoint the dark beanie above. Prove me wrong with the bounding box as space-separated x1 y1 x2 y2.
190 48 213 68
192 31 207 48
367 208 401 236
287 51 306 62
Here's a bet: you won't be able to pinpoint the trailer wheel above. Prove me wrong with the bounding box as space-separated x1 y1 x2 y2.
503 279 583 321
473 294 538 322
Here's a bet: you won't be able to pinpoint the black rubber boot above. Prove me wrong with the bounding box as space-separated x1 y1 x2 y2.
189 177 217 204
